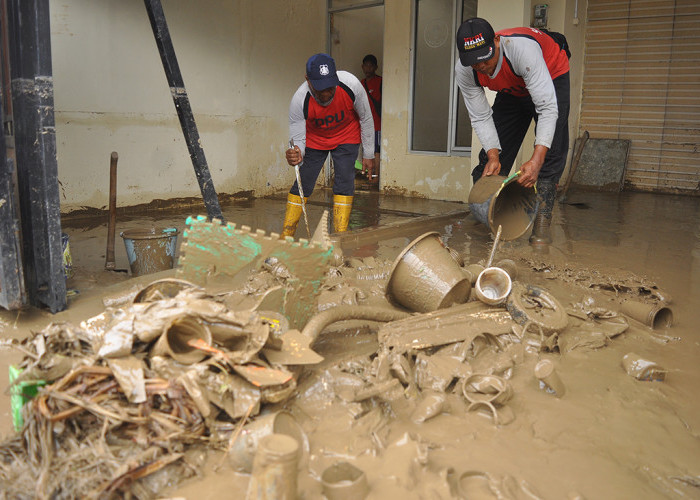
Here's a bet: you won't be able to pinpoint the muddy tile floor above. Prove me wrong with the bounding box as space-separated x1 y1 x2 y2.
0 188 698 499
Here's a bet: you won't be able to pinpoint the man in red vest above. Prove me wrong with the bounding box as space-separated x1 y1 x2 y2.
283 53 375 237
361 54 382 183
455 18 570 245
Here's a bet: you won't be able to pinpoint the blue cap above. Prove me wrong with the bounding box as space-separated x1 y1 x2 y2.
306 53 340 90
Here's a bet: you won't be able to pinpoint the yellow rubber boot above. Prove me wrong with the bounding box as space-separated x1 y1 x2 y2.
281 193 305 238
333 194 353 232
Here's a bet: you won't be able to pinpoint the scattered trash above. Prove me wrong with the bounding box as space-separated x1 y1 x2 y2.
475 267 512 305
321 461 369 500
534 359 566 397
0 218 680 498
229 410 308 473
245 433 299 500
620 300 673 329
462 374 513 405
411 391 448 424
622 353 668 381
506 283 569 335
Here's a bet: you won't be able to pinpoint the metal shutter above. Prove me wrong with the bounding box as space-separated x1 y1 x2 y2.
580 0 700 194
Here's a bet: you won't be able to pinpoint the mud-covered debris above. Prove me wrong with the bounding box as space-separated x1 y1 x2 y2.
414 352 471 392
377 302 513 350
411 391 448 423
622 352 667 381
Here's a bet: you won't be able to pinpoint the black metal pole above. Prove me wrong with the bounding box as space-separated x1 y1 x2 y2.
144 0 224 221
0 70 25 309
7 0 65 312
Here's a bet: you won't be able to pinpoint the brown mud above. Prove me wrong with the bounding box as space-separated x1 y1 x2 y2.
0 189 699 499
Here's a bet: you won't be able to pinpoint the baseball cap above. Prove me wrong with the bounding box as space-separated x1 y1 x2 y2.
306 53 340 90
456 18 496 67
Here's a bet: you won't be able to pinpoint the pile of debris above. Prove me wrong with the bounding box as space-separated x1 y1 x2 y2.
0 278 315 499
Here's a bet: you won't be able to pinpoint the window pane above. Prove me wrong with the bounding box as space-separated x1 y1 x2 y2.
453 0 478 148
411 0 453 152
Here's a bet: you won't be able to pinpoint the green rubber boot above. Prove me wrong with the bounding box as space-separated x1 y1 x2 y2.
529 179 557 245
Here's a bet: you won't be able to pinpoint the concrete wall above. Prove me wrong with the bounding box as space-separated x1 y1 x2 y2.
50 0 584 212
51 0 326 212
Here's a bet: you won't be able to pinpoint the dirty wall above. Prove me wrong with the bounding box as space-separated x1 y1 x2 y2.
51 0 325 213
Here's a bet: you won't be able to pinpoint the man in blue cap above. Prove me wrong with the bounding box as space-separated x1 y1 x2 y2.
282 53 375 237
455 18 570 245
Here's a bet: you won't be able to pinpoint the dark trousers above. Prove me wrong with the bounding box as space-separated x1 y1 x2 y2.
472 72 570 185
290 143 359 197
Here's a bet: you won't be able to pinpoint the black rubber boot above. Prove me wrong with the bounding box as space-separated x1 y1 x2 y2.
529 179 557 245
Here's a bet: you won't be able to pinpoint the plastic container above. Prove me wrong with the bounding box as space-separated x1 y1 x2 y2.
474 267 512 306
386 232 471 313
245 434 299 500
120 227 179 276
321 462 369 500
468 173 537 241
229 410 309 473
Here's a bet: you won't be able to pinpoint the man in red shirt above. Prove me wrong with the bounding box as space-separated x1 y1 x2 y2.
283 54 375 237
361 54 382 183
455 18 570 245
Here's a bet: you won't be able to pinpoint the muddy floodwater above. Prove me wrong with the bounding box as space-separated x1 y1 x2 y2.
0 188 699 499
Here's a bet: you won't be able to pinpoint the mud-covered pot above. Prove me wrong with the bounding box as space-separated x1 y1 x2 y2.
386 232 471 313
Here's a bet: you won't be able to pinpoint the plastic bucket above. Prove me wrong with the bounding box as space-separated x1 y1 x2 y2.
386 232 471 313
468 173 537 241
120 227 179 276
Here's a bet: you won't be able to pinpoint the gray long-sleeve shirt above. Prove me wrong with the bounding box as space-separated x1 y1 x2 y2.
455 35 559 152
289 70 375 159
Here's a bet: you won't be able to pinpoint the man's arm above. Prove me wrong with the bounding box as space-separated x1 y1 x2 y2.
455 62 501 153
504 36 559 186
506 37 558 148
455 62 502 176
288 83 308 160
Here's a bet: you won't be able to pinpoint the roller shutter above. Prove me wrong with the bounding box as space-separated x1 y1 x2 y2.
580 0 700 194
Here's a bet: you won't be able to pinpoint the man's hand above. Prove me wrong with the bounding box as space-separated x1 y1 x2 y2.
362 158 375 179
286 145 302 166
481 148 501 177
517 145 548 188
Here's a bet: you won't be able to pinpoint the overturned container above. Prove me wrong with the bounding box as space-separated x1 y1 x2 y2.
386 232 471 313
120 227 179 276
229 410 309 473
468 173 537 240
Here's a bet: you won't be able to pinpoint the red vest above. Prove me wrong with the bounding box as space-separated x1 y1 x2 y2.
476 28 569 97
305 83 361 150
362 76 382 131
